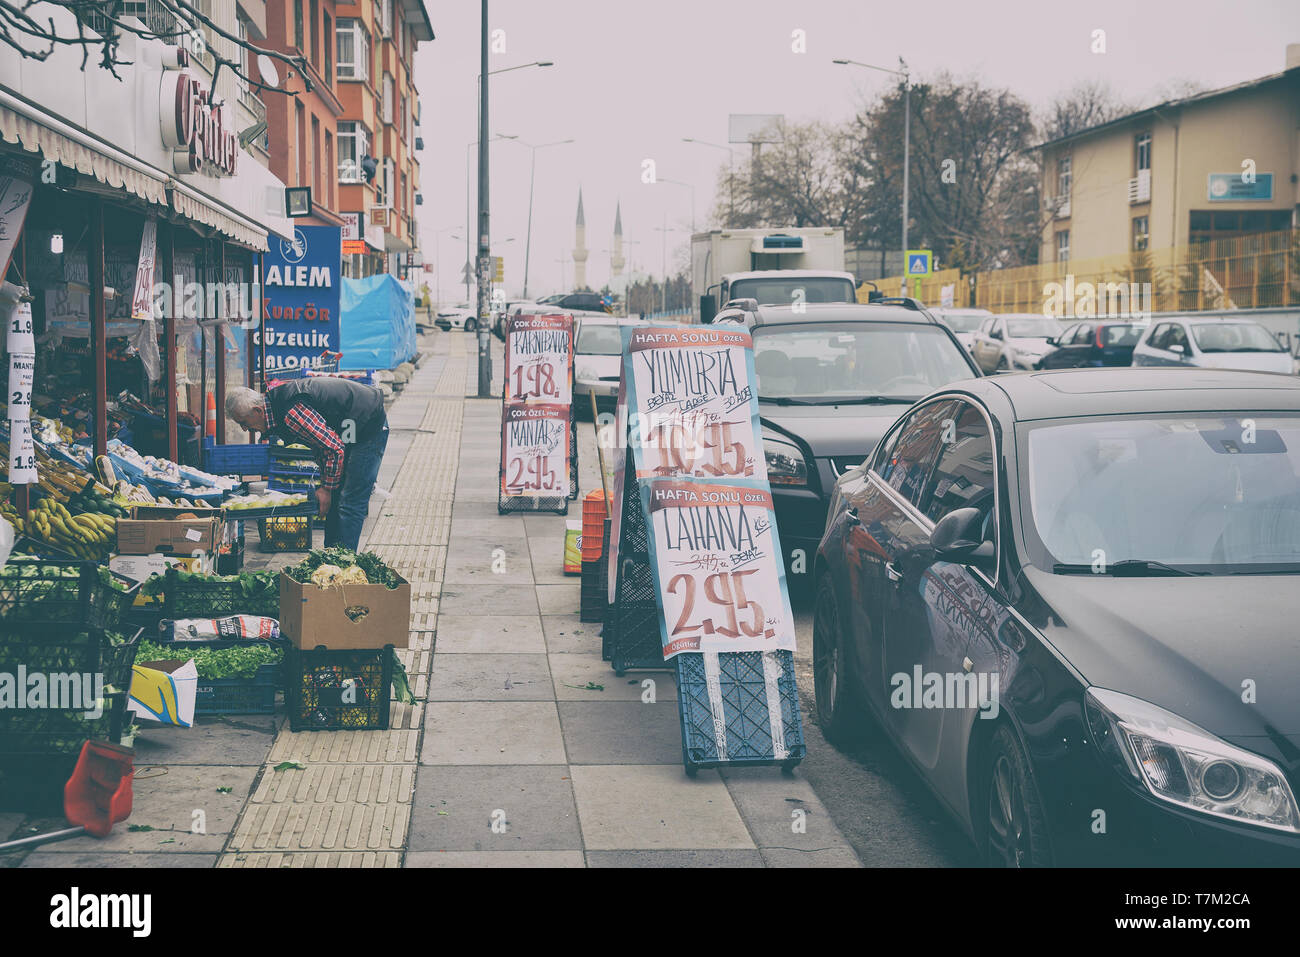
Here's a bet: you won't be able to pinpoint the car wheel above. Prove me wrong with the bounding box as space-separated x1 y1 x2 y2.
984 724 1052 867
465 318 477 332
812 572 865 745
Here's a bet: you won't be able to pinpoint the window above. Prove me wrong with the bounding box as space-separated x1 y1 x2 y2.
1135 132 1151 173
919 402 996 531
1165 323 1189 354
311 115 321 198
236 16 250 103
1145 324 1170 350
336 19 369 80
1071 324 1095 345
1056 156 1071 202
293 0 304 51
310 0 319 64
295 101 307 187
381 0 393 37
399 94 407 141
382 73 394 125
399 171 407 215
337 121 369 182
382 158 395 209
325 131 334 209
875 400 962 507
323 12 333 84
1055 230 1070 263
1132 215 1149 252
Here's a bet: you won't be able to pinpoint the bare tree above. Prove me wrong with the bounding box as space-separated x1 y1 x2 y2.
1039 80 1133 143
1 0 309 98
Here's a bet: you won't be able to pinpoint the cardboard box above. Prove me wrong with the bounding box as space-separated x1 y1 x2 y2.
110 552 214 606
116 508 221 555
128 658 198 728
278 571 410 650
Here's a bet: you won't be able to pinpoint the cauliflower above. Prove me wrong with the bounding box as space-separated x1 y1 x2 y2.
336 565 370 585
310 564 344 587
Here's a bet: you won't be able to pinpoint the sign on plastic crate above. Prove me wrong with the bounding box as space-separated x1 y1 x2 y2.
285 645 393 731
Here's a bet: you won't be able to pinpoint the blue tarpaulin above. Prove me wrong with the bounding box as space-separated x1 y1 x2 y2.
339 275 418 370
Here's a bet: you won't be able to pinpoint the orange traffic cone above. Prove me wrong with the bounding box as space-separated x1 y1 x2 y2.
205 392 217 439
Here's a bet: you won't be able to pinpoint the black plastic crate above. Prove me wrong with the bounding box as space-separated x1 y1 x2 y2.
285 645 393 731
162 568 280 618
675 649 806 774
195 662 279 715
216 536 245 575
0 559 140 630
0 628 141 696
0 693 129 811
258 516 313 553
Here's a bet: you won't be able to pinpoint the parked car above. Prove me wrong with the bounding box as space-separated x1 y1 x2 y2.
929 307 993 352
969 314 1065 373
435 305 477 332
573 315 644 417
1036 321 1143 369
813 367 1300 865
1131 317 1296 374
734 301 980 582
536 292 613 317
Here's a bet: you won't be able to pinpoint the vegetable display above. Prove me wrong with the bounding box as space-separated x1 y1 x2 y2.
284 547 403 588
136 638 284 681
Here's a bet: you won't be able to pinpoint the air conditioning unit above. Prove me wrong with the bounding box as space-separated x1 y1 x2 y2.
369 207 390 228
1129 169 1151 204
1054 196 1071 219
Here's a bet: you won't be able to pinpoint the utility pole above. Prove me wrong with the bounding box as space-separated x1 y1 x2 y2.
475 0 491 397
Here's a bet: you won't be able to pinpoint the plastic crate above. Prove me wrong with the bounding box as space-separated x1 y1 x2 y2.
675 650 806 774
162 567 280 618
0 559 140 630
268 463 320 480
217 537 245 575
194 662 279 715
0 693 129 811
285 645 393 731
268 477 317 495
203 438 270 476
258 516 313 552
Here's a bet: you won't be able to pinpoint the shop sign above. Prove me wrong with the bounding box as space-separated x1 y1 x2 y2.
7 353 34 420
1207 173 1273 202
160 70 238 177
341 212 362 241
504 314 573 406
8 418 36 484
499 403 569 498
257 225 341 373
6 299 34 354
0 158 35 281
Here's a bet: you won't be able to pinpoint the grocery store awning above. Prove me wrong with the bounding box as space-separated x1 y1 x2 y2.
170 182 270 252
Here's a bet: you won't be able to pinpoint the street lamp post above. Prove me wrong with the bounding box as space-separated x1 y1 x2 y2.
509 137 574 300
682 137 735 223
833 56 911 293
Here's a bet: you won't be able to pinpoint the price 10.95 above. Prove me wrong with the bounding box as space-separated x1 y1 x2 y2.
666 569 774 639
508 454 559 492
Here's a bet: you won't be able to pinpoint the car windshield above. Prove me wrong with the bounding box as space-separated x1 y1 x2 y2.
1007 317 1062 338
1102 324 1142 346
1191 323 1285 353
576 323 623 356
938 313 988 333
1024 414 1300 573
751 323 975 403
728 277 857 306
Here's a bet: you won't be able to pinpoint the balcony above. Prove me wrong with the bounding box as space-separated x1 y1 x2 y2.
1129 169 1151 204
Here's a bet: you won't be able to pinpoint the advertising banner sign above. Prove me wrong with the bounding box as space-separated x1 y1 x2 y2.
641 479 796 660
623 324 764 483
504 314 574 406
0 158 34 282
7 352 33 420
7 417 36 484
130 217 158 321
257 225 341 374
5 298 34 355
500 403 570 498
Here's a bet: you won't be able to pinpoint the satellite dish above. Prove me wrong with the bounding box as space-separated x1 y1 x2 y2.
257 54 280 88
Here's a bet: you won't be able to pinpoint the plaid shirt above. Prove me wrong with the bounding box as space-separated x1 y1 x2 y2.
264 399 345 491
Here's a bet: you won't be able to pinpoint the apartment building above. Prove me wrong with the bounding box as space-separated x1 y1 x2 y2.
1038 45 1300 265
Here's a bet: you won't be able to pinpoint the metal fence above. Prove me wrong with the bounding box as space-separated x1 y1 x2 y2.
866 229 1300 315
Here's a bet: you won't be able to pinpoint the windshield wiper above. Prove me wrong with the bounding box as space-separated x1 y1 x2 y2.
762 396 819 406
1053 559 1205 577
827 396 918 405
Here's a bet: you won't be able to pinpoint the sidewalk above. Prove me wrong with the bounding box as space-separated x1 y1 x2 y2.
3 329 861 868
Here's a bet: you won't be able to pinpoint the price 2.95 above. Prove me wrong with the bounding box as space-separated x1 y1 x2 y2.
666 569 772 639
507 454 559 493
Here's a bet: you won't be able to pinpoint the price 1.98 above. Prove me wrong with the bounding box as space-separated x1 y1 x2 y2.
666 569 774 639
511 361 559 399
507 454 559 493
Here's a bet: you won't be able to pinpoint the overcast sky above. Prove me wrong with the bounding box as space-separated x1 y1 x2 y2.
411 0 1300 302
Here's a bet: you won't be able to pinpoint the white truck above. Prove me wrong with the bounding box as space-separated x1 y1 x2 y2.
690 227 857 323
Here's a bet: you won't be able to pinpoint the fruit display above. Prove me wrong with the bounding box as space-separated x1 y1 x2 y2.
107 438 239 492
224 491 309 511
21 498 118 560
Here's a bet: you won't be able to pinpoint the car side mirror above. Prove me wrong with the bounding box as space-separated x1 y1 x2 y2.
931 507 994 565
700 294 717 324
1045 336 1057 346
1169 343 1185 356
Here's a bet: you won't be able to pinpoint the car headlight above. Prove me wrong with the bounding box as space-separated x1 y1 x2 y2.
764 436 807 487
1085 687 1300 833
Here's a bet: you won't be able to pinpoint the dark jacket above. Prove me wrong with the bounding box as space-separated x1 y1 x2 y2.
266 377 385 440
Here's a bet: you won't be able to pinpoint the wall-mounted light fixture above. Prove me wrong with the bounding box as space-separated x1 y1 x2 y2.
285 186 313 217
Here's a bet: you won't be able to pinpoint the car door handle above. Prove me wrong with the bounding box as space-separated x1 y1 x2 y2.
885 561 904 583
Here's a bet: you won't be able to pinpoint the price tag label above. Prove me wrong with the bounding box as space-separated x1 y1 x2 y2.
500 403 569 497
504 314 573 405
642 480 795 659
625 325 764 482
6 299 34 355
8 417 36 483
7 352 34 421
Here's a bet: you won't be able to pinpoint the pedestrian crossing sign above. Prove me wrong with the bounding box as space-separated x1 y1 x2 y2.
906 250 932 276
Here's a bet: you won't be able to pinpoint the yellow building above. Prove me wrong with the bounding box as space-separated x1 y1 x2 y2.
1038 46 1299 266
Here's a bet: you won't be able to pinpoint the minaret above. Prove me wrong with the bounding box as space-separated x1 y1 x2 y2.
610 201 626 294
572 188 588 291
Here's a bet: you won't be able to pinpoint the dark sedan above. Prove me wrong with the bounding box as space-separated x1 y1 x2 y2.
813 367 1300 866
1036 321 1143 369
740 302 980 588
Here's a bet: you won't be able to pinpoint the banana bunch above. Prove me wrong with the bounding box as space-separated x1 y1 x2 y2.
24 499 116 560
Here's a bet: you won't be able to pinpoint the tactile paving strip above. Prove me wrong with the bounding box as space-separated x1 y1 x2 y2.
250 762 416 806
218 851 401 868
268 729 421 765
227 799 409 852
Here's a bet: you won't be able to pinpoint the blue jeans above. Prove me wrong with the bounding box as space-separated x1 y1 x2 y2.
324 418 389 551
